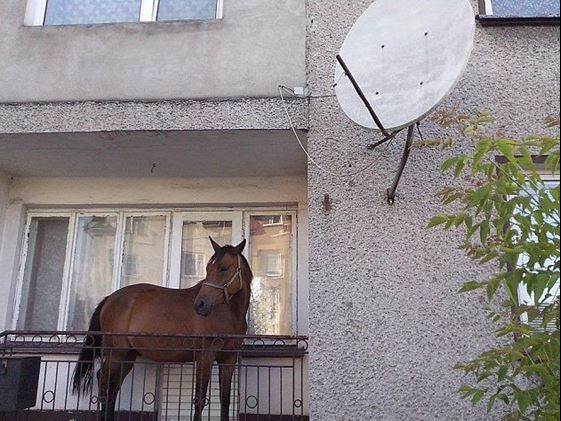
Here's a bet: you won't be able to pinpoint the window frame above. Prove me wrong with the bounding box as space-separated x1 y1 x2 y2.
477 0 560 26
12 210 172 330
495 155 560 327
12 207 300 335
515 175 560 322
24 0 224 26
169 211 243 289
13 212 75 332
245 210 299 336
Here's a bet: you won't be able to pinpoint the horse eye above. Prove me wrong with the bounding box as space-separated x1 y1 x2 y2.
219 267 228 273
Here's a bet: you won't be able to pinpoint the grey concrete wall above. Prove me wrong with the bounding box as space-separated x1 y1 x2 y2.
306 1 560 420
0 0 306 103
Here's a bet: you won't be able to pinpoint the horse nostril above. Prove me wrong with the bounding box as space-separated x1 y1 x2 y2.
194 298 213 316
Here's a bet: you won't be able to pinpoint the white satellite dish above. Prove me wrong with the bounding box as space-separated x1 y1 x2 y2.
335 0 475 131
334 0 475 203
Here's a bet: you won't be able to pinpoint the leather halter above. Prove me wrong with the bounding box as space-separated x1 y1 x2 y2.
202 254 243 303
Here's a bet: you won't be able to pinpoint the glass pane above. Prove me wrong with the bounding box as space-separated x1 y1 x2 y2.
490 0 559 17
181 221 232 288
18 218 69 330
121 216 167 287
248 215 293 335
517 181 560 306
67 216 117 330
44 0 141 25
157 0 218 21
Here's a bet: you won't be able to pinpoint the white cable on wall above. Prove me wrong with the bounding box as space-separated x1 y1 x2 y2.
278 85 383 179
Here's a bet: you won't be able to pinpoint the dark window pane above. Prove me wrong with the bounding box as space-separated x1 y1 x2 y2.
19 218 69 330
157 0 218 21
44 0 141 25
490 0 560 17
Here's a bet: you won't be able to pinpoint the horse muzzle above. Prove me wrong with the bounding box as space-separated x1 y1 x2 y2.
194 298 214 317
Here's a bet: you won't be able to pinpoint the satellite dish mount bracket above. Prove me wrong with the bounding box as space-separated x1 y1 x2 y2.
336 54 415 205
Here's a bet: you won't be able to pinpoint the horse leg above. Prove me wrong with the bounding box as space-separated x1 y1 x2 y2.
218 356 237 421
98 350 137 421
193 354 214 421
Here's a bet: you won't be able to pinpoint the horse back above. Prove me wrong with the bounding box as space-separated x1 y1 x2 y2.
98 283 245 362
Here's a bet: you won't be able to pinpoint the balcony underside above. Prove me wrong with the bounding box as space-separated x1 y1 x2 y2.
0 130 307 178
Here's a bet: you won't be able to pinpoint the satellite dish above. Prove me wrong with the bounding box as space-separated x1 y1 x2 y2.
334 0 475 203
335 0 475 131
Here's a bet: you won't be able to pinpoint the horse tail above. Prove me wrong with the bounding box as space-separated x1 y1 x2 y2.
72 296 108 395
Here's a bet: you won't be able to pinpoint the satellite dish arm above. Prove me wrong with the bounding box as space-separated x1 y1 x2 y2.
336 54 392 137
386 124 415 205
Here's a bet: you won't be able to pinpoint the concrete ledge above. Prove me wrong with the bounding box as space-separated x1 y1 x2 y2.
0 97 309 134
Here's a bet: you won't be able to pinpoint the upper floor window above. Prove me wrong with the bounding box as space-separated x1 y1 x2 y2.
478 0 560 25
25 0 223 26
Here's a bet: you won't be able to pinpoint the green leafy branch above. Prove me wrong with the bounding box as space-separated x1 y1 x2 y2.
427 112 560 420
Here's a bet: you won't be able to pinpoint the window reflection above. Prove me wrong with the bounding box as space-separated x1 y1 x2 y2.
181 221 232 288
157 0 218 21
489 0 559 17
44 0 141 25
249 215 293 335
121 215 167 287
67 216 117 330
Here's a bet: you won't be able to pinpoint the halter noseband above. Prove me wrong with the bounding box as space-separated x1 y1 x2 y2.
202 254 243 303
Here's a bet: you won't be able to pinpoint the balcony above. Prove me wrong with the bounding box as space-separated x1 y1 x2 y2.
0 331 309 421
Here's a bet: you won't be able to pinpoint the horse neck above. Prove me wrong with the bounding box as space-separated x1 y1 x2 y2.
230 265 252 320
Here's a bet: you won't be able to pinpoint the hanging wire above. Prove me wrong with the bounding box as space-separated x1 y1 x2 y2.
278 85 385 179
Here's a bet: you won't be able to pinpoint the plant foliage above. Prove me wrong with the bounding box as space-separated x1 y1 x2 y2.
426 112 560 420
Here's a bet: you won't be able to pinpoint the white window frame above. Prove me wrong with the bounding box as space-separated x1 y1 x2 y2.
12 210 171 330
24 0 224 26
12 212 75 331
169 211 243 288
120 211 171 288
516 176 560 314
12 207 299 335
245 211 299 335
478 0 560 19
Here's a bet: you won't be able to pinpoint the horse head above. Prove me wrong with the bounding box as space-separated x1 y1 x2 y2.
194 237 251 317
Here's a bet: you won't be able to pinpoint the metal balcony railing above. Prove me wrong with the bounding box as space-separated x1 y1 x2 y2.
0 331 309 421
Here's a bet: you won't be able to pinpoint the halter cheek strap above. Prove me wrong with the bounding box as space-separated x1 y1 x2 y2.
202 255 243 303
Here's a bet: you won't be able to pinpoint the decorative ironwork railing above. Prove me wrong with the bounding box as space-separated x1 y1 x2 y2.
0 331 309 421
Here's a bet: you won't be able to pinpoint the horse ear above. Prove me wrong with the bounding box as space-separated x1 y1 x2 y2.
209 236 221 253
233 239 246 255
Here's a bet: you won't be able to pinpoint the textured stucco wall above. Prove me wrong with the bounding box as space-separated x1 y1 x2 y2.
0 0 306 103
306 0 560 420
0 97 308 134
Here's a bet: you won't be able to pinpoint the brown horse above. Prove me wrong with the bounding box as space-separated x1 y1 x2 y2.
72 238 252 421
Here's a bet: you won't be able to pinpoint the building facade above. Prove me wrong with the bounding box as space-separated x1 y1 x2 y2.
0 0 559 420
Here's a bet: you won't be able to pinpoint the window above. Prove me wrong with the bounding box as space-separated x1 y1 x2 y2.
44 0 142 25
478 0 560 24
121 215 168 287
179 220 233 288
248 214 294 336
17 218 70 330
25 0 223 26
516 179 560 328
66 215 118 330
14 209 299 335
157 0 219 21
15 211 170 330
